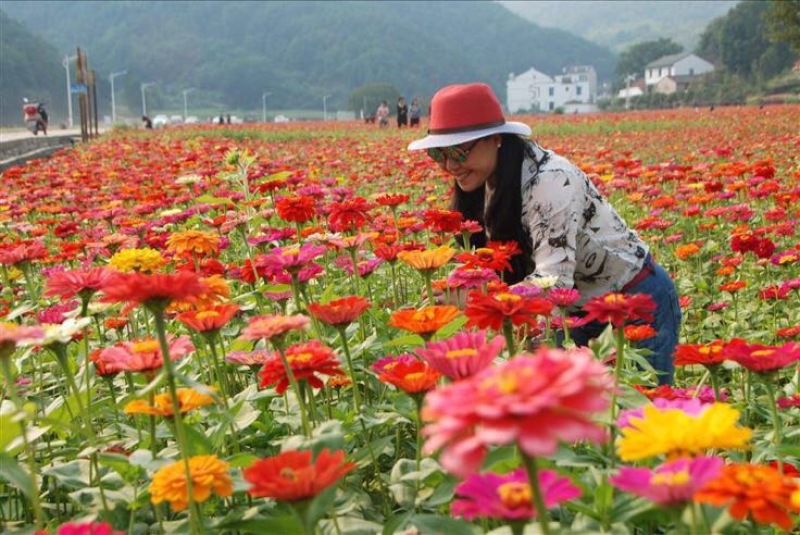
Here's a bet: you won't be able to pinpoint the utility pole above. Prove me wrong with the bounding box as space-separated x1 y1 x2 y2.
141 82 155 117
182 88 195 121
63 54 77 128
109 70 127 124
262 91 272 123
624 74 637 110
323 94 330 121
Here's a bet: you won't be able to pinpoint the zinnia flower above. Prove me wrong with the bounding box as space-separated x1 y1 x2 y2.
414 330 504 380
124 388 215 417
45 267 113 301
616 402 752 462
240 314 310 344
101 271 206 311
423 346 613 477
721 338 800 374
108 248 166 273
177 304 239 333
609 456 724 506
397 246 456 272
308 296 371 328
372 356 440 394
389 306 461 338
244 449 355 501
258 340 344 394
149 454 233 512
464 290 554 331
96 336 195 375
0 322 44 358
52 521 124 535
275 196 317 223
694 463 800 530
452 468 581 520
165 230 221 258
583 292 656 326
673 340 726 367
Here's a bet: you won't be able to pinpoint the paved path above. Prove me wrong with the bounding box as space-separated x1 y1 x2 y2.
0 127 100 143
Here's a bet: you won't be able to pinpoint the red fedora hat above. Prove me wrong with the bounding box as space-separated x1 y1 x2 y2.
408 83 530 151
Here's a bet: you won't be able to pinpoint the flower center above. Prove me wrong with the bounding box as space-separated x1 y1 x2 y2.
750 349 775 359
481 371 519 395
445 348 478 359
132 339 159 353
497 482 532 509
196 310 220 320
280 467 297 481
494 293 521 303
288 352 313 365
412 309 437 322
603 293 626 305
404 372 425 383
650 469 690 486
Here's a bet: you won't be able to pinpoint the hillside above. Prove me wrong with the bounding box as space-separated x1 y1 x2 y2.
2 1 616 117
499 0 739 53
0 10 65 127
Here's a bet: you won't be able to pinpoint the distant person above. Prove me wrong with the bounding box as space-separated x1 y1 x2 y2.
376 101 389 128
37 102 49 134
226 114 232 124
142 115 153 129
396 97 408 128
409 98 421 127
218 114 225 125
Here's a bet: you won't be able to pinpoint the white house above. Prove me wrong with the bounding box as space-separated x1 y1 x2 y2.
507 65 597 113
644 53 714 88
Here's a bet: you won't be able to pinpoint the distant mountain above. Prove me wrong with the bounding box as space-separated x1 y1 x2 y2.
0 9 65 127
499 0 739 53
2 0 616 117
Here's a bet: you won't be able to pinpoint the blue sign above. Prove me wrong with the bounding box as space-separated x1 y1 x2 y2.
70 83 88 94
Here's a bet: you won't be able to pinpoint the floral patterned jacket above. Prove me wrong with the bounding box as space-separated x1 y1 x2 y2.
518 140 649 300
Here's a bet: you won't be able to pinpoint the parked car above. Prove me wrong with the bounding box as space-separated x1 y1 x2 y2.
152 115 169 128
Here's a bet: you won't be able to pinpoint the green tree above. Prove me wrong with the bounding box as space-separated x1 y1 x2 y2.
765 0 800 54
615 38 683 84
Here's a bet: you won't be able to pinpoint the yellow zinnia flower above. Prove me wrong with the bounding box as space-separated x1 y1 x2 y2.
124 388 215 417
149 455 233 512
109 248 166 273
166 230 220 258
617 403 752 462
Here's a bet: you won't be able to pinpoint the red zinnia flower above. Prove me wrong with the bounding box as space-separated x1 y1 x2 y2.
582 293 656 327
372 356 441 394
721 338 800 374
674 340 726 367
258 340 344 394
95 336 195 375
423 209 463 233
101 271 206 311
275 196 317 223
45 267 114 300
244 449 355 502
327 197 374 232
308 296 371 328
464 291 554 331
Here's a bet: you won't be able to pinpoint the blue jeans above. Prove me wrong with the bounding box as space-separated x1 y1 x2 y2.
563 261 681 385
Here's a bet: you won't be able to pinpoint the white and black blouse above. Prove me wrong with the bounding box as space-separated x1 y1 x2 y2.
517 140 648 301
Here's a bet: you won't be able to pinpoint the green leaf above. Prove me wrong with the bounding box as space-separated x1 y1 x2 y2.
194 194 236 207
432 315 467 340
42 459 92 489
183 424 213 455
382 334 424 349
0 452 36 499
407 514 479 535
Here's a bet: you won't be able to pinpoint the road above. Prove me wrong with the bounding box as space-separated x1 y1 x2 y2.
0 127 106 143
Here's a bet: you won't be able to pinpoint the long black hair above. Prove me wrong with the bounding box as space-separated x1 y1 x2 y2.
450 134 535 284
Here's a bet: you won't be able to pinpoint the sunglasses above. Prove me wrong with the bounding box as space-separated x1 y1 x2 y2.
427 139 480 165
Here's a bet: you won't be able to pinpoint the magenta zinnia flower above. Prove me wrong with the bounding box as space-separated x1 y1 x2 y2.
617 397 706 429
415 330 504 380
259 244 326 277
452 468 581 520
609 456 724 507
54 521 124 535
422 346 613 477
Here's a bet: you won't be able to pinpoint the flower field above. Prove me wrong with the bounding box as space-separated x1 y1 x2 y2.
1 105 799 534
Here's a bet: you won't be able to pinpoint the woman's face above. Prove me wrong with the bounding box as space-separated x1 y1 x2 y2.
433 135 500 193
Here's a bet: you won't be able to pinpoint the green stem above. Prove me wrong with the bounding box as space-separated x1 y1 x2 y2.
274 346 312 437
338 328 362 413
503 319 516 357
521 454 551 535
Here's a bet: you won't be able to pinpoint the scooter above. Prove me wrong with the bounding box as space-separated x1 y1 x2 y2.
23 99 48 136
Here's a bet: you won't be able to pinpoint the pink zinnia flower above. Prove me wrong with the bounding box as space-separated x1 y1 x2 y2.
447 266 500 289
239 314 310 342
547 288 581 308
721 338 800 374
96 336 195 374
0 322 45 358
54 521 124 535
617 397 706 429
452 468 581 520
422 346 613 477
609 456 724 507
259 244 326 277
415 330 504 380
776 394 800 409
583 292 656 326
225 349 272 367
45 267 114 300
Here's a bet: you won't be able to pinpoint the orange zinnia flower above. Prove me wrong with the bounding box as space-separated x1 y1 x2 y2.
101 271 206 311
674 340 726 367
373 356 441 394
694 463 800 531
389 306 461 337
308 296 371 328
244 449 355 502
258 340 344 394
149 454 233 512
124 387 215 417
397 246 456 272
177 304 239 333
624 324 658 342
165 230 221 258
674 244 701 260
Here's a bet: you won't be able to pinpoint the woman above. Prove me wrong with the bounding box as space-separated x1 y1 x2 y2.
407 83 680 385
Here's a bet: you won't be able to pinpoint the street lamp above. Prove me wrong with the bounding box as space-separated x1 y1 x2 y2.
63 54 77 128
109 70 127 124
141 82 155 117
323 94 330 121
262 91 272 123
182 88 195 121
